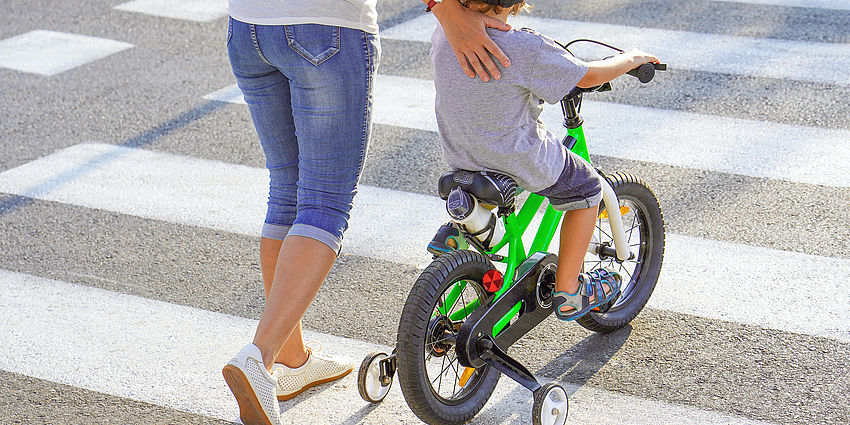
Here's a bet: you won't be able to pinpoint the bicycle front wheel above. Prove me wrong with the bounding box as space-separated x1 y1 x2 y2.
578 172 665 333
396 250 501 425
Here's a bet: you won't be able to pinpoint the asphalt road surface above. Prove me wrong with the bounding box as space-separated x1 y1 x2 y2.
0 0 848 424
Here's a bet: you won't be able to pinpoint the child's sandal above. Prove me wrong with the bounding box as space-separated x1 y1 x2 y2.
553 269 622 321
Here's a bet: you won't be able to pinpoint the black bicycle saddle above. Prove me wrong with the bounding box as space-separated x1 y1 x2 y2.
438 170 518 209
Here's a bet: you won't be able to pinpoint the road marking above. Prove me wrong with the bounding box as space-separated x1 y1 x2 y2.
203 84 244 104
712 0 850 10
0 143 847 342
0 270 779 425
381 14 850 86
114 0 228 22
0 30 133 76
204 76 850 188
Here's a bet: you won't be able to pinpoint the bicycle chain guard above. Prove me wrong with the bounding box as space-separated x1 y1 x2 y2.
455 252 558 391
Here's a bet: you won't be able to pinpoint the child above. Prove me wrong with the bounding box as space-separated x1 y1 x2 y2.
430 0 660 320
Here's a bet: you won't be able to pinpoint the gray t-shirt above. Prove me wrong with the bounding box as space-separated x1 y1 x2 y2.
431 25 588 191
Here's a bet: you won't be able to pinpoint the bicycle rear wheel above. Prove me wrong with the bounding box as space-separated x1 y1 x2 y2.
578 172 665 333
396 250 501 425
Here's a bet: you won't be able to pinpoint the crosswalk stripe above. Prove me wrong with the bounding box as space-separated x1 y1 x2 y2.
0 143 847 342
114 0 228 22
0 30 133 76
0 269 779 425
712 0 850 10
380 14 850 86
204 76 850 188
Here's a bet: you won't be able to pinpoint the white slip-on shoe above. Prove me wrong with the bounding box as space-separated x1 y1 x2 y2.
272 341 355 401
222 344 282 425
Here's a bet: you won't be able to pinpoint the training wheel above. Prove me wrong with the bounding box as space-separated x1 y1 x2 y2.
357 351 393 403
532 383 569 425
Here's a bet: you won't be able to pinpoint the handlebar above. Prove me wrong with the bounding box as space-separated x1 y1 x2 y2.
626 62 667 83
558 38 668 126
565 61 667 100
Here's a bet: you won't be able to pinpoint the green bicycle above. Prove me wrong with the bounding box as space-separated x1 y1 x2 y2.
358 41 667 425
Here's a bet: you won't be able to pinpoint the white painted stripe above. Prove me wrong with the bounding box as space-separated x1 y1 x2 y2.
0 30 133 76
713 0 850 10
381 14 850 86
0 143 848 342
203 83 245 104
114 0 228 22
0 270 778 424
205 76 850 188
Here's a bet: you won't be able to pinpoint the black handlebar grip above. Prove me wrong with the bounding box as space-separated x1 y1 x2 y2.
627 63 656 83
626 63 667 83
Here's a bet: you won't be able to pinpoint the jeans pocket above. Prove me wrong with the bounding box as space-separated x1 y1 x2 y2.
285 24 340 66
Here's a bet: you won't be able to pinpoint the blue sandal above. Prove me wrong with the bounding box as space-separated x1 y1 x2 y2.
427 223 468 256
553 269 622 321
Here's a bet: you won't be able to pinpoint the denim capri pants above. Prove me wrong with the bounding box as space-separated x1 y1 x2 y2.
227 18 380 254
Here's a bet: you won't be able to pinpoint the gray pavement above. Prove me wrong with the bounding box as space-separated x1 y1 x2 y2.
0 0 848 424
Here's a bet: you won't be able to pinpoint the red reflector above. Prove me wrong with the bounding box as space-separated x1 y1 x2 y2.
482 269 503 293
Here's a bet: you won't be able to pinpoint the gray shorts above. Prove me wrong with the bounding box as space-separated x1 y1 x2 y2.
534 150 602 212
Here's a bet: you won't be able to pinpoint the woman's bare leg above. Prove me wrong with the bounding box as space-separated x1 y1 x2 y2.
254 235 336 370
259 237 310 368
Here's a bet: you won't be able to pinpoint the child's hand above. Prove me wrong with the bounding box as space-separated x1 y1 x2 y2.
624 49 660 67
578 49 661 88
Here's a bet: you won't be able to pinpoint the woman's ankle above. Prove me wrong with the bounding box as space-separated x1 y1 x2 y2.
275 347 309 368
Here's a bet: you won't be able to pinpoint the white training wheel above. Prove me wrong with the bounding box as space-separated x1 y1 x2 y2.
357 351 393 403
532 382 569 425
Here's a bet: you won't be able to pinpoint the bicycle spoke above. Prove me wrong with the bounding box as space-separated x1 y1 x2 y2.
436 352 456 380
585 258 603 271
626 210 639 242
626 222 640 243
433 354 447 390
422 265 494 402
447 284 465 314
425 335 453 349
597 223 614 241
619 263 634 281
449 354 460 398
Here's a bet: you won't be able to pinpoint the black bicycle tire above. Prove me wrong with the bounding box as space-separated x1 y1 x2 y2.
396 250 501 425
577 172 665 333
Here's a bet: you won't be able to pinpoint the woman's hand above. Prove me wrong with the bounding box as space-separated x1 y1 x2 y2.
430 0 512 81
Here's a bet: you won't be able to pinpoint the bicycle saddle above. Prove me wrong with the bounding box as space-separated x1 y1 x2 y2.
438 170 518 209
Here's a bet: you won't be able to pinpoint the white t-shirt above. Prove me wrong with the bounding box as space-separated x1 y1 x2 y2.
229 0 378 34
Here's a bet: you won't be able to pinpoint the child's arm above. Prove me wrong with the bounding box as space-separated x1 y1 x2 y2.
577 49 659 88
426 0 512 82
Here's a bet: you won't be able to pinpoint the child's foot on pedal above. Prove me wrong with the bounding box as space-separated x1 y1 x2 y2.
427 223 466 256
553 269 621 321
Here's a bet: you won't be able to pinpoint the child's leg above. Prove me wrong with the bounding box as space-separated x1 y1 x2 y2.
553 204 619 317
554 205 598 295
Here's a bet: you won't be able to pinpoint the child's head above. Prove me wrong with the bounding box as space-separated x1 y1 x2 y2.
463 0 531 17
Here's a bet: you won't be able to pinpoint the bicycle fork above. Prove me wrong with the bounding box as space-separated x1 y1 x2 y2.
589 177 633 262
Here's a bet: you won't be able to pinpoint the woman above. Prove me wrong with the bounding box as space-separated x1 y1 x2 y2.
221 1 512 423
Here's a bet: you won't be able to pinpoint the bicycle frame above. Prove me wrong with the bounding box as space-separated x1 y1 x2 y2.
441 91 632 337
